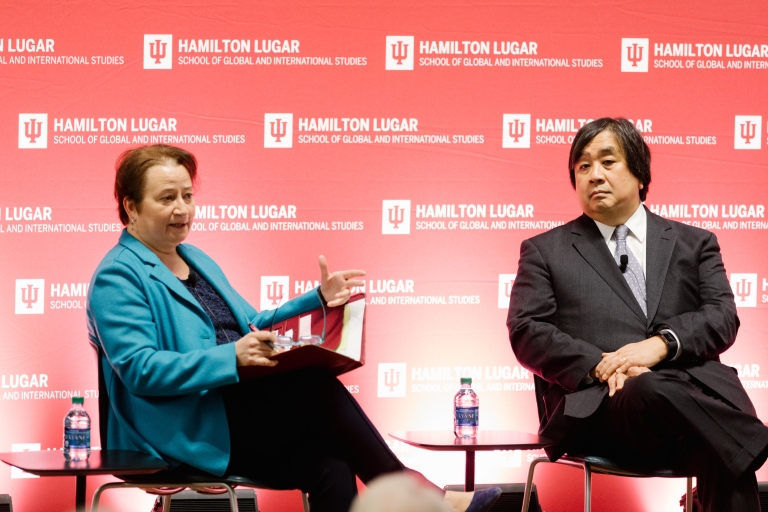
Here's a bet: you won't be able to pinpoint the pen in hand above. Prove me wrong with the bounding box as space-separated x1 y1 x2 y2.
249 323 277 351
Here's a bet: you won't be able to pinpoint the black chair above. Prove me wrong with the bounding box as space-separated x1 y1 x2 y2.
520 376 693 512
90 342 310 512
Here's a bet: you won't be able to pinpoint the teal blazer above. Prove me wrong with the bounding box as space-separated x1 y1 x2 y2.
86 230 321 475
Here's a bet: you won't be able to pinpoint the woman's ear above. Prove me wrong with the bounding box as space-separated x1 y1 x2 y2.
124 197 137 220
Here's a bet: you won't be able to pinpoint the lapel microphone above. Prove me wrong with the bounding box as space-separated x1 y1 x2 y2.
187 271 198 288
619 254 628 273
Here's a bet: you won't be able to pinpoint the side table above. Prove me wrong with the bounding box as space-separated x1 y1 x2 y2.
389 430 550 491
0 450 168 512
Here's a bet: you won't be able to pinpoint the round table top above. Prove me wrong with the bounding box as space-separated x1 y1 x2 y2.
388 430 551 452
0 449 168 476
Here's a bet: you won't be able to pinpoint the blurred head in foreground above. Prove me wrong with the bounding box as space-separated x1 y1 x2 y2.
350 473 450 512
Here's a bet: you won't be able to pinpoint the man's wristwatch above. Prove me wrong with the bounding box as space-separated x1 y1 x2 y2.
655 329 680 362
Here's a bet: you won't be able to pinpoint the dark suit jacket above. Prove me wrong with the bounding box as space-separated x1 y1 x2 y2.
507 207 753 460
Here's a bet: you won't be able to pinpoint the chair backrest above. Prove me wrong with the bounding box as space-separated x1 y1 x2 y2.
532 375 548 424
89 341 111 451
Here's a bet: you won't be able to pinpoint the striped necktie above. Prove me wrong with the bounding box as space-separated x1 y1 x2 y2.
614 224 647 316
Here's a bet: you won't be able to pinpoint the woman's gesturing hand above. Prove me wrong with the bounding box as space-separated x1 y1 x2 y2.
235 331 278 367
319 255 366 307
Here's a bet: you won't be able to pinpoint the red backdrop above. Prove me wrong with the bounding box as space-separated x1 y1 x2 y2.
2 1 767 510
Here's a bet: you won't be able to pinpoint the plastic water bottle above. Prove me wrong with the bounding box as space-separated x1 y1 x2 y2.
63 396 90 461
454 378 479 438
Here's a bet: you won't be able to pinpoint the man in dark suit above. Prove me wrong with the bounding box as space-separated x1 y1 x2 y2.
507 117 768 511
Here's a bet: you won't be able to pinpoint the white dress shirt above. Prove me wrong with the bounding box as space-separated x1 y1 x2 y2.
593 204 647 276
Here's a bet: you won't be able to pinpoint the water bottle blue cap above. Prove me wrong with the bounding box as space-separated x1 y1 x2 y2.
72 396 84 404
461 378 472 384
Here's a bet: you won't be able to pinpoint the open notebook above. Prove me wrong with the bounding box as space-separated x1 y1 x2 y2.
238 293 366 379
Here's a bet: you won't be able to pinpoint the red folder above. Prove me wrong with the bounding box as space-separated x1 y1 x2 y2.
238 294 366 379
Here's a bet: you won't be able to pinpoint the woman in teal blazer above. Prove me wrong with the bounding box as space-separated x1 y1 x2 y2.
88 228 325 474
87 145 502 512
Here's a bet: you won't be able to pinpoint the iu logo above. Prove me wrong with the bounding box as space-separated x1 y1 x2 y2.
502 114 531 148
378 363 407 397
381 200 411 235
498 274 516 309
264 113 294 148
730 273 757 308
18 113 48 149
385 36 414 70
734 116 762 150
621 38 649 72
143 34 173 69
15 279 45 315
260 276 290 311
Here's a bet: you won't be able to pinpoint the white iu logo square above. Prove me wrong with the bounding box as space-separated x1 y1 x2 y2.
18 114 48 149
730 273 757 307
502 114 531 148
15 279 45 314
734 116 762 150
378 363 407 397
385 36 414 70
381 200 411 234
264 113 293 148
621 38 649 72
143 34 173 69
260 276 290 312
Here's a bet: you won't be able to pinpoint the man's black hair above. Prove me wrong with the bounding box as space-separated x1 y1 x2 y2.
568 117 651 201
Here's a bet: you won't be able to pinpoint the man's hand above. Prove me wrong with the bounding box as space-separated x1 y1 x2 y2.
607 366 651 396
595 336 668 382
235 331 278 367
319 255 366 307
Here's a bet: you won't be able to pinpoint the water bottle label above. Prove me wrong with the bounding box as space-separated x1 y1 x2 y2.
64 428 90 449
455 407 479 426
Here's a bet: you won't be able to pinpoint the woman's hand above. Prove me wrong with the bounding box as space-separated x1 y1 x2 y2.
235 331 278 367
319 255 366 307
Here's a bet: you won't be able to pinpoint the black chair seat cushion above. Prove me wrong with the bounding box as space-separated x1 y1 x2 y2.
560 455 690 478
120 465 269 489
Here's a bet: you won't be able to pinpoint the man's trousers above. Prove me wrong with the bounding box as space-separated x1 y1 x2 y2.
564 369 768 512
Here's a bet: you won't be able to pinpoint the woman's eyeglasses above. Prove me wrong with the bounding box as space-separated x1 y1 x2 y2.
269 292 327 351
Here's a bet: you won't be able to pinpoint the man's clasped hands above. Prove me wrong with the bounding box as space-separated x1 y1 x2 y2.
590 335 669 396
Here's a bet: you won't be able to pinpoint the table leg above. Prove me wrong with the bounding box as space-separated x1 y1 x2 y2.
464 451 475 492
76 475 86 512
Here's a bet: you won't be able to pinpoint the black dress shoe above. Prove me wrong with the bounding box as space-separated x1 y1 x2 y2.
465 487 502 512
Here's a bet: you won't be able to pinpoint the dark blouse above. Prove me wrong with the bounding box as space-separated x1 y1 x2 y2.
180 266 241 345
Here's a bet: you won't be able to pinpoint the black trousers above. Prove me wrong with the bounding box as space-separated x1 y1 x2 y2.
564 369 768 512
222 369 414 512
